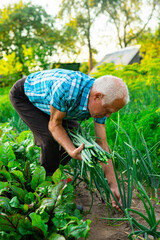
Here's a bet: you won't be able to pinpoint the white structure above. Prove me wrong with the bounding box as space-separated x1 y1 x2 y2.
91 45 141 73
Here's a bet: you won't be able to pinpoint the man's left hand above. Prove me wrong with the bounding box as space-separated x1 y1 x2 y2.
109 183 123 210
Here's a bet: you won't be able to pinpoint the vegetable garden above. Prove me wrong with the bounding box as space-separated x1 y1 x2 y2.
0 53 160 239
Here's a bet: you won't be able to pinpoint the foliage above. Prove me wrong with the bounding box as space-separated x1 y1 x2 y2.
69 127 109 168
0 52 22 86
58 0 118 71
0 88 15 122
0 123 91 239
126 182 160 240
0 54 28 86
102 183 160 240
67 121 159 213
0 1 79 85
99 0 157 47
79 58 97 74
138 26 160 60
91 57 160 157
0 1 58 71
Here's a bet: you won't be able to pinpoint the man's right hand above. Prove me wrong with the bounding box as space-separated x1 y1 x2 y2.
70 143 84 160
49 106 85 162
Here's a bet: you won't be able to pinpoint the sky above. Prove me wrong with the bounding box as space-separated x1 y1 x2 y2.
0 0 60 16
0 0 158 62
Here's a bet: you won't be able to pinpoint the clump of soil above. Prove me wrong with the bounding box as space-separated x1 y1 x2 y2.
75 182 160 240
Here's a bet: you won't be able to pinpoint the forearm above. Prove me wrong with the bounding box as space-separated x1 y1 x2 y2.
94 122 122 208
48 118 83 160
49 123 75 156
100 160 117 186
94 122 117 185
97 141 117 185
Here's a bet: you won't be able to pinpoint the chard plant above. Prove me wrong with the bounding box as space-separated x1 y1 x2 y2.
0 123 91 240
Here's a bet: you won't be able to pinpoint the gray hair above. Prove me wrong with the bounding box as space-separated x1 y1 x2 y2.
92 75 130 105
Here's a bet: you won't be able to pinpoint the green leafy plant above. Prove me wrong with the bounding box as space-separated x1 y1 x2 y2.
0 125 91 239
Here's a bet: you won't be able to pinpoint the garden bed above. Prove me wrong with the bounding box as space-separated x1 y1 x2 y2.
76 182 160 240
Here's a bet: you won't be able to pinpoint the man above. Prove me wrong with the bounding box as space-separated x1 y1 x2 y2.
9 68 129 209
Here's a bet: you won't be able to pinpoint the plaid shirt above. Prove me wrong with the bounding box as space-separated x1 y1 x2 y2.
24 69 107 124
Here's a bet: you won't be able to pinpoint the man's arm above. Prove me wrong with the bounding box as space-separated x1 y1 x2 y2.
48 106 84 160
94 121 122 209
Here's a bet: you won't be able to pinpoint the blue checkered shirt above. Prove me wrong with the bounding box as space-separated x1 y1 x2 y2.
24 69 106 124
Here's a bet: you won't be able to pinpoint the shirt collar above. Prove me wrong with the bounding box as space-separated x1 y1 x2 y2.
79 79 95 111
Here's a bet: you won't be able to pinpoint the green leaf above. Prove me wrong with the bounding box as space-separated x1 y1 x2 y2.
26 146 40 162
0 230 22 240
0 142 16 166
11 170 26 188
52 168 62 183
0 182 10 195
23 204 29 212
10 196 21 209
31 166 46 190
0 197 12 213
38 198 56 214
0 167 12 181
35 181 52 194
17 131 33 144
64 219 91 239
48 233 66 240
39 211 49 223
50 181 65 200
62 184 75 202
24 192 35 204
52 215 68 230
38 181 65 214
10 185 26 202
0 213 25 232
18 220 34 236
8 161 21 171
23 161 31 183
29 212 48 238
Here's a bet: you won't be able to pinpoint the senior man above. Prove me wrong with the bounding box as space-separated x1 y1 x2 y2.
9 68 129 209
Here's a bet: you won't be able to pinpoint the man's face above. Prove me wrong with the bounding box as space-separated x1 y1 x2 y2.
88 93 125 119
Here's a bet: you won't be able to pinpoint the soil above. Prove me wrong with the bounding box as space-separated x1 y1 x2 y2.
75 182 160 240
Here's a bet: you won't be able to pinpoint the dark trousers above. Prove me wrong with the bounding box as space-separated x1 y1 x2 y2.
9 77 79 174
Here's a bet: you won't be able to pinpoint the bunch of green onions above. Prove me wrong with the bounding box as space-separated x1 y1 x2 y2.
69 128 111 168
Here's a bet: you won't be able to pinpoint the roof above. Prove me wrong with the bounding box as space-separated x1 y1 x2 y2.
91 45 141 72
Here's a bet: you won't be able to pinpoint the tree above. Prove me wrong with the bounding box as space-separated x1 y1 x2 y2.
0 0 60 74
137 25 160 59
100 0 157 48
0 0 77 75
58 0 119 71
0 52 22 86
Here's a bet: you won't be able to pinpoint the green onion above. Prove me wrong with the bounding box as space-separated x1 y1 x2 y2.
68 128 109 168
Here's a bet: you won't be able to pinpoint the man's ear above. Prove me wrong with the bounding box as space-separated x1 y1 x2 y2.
93 92 103 101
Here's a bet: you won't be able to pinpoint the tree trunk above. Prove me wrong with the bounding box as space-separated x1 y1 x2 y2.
88 40 93 72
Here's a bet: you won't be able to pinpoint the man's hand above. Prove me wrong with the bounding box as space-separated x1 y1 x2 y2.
109 183 123 210
70 143 84 160
49 106 84 161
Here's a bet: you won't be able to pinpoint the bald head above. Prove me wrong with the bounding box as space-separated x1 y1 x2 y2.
92 75 129 106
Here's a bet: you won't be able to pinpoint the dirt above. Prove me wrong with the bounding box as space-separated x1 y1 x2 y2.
75 182 160 240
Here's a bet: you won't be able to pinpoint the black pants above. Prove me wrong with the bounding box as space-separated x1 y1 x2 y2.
9 77 80 174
